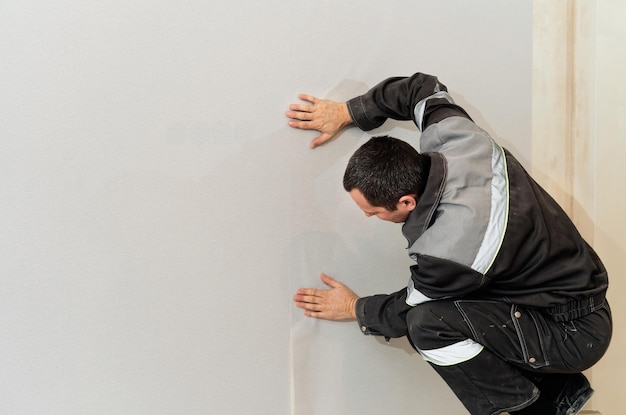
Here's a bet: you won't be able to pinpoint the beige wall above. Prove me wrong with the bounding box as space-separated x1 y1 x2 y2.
533 1 626 413
590 1 626 414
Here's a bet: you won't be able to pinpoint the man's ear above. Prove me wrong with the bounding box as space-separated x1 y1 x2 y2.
398 194 417 212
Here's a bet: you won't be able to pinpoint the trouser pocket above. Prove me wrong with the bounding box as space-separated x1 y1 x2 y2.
454 300 552 369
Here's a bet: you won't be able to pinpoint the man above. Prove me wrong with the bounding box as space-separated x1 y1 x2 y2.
286 72 612 415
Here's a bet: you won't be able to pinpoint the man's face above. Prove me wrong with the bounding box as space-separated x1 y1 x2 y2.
349 189 415 223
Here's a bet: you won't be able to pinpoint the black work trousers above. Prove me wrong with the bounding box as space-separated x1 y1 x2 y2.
405 299 612 415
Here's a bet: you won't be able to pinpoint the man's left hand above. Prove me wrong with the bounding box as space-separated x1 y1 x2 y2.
293 273 359 320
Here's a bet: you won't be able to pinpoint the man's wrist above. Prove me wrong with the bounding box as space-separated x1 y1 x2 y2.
340 102 353 128
348 295 359 319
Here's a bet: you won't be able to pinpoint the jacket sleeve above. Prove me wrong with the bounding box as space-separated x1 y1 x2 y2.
408 256 489 302
346 72 471 132
355 288 413 338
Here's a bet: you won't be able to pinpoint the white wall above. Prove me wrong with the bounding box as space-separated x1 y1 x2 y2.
0 2 532 414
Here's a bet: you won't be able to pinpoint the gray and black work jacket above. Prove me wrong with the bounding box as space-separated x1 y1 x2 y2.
348 73 609 339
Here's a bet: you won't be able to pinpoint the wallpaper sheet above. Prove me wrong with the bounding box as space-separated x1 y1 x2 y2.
0 1 531 414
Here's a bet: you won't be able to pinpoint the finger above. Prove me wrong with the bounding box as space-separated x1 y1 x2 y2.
293 293 321 305
294 300 323 312
287 104 313 114
285 110 313 122
288 120 317 131
295 287 313 296
293 299 312 310
310 133 331 149
293 294 309 304
303 309 326 319
320 272 342 288
298 93 318 104
310 137 320 149
293 288 322 303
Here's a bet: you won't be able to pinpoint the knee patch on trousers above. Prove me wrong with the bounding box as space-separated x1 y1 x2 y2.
406 302 484 366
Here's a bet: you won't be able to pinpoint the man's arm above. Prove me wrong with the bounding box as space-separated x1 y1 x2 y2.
346 72 471 132
286 73 471 148
356 289 413 339
293 273 413 339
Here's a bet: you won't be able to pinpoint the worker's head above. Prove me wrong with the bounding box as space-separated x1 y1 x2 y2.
343 136 429 223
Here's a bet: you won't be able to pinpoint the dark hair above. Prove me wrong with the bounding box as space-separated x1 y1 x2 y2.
343 136 430 210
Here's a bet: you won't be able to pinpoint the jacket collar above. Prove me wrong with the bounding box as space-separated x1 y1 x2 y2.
402 152 447 247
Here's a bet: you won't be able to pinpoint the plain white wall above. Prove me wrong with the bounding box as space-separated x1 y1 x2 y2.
0 1 531 414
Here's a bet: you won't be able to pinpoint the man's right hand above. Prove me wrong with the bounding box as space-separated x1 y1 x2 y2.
286 94 353 149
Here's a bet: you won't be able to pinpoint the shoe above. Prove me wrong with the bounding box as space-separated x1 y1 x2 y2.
554 373 594 415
